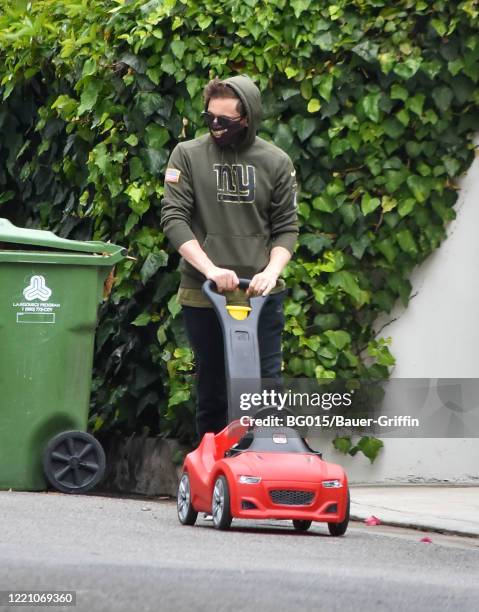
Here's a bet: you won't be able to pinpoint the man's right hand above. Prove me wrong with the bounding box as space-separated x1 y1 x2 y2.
206 266 239 292
177 240 239 292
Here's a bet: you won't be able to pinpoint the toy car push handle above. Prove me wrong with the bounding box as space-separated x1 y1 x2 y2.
202 278 267 324
202 279 267 410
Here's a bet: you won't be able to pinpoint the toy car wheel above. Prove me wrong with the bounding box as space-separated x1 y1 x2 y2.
177 472 198 525
42 430 106 494
212 475 232 530
292 520 312 532
328 489 350 537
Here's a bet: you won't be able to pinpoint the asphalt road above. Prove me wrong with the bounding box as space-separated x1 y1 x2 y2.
1 491 478 612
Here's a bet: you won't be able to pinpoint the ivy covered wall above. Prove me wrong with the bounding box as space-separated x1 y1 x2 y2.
1 0 478 451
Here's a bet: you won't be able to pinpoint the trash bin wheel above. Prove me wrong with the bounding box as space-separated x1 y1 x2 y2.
42 430 106 494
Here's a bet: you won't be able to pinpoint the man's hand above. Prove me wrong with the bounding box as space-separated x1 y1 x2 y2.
178 240 239 292
246 246 292 297
206 266 239 292
246 269 279 297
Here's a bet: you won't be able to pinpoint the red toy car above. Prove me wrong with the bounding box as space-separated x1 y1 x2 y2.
177 418 350 535
177 279 350 535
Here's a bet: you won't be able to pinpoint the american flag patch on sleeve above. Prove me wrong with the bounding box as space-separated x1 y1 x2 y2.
165 168 181 183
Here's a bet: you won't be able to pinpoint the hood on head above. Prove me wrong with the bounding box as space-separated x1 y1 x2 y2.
222 74 262 149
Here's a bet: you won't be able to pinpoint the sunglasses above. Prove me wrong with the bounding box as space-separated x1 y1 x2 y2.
201 111 243 129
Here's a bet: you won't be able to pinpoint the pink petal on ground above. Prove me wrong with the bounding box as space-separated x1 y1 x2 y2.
364 515 381 526
420 536 433 543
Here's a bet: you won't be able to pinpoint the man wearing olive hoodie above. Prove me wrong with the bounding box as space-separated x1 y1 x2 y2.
160 75 298 439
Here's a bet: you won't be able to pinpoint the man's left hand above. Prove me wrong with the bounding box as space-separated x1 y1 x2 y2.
246 270 279 296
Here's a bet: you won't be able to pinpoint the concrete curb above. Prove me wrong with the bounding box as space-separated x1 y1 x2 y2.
350 485 479 538
350 514 479 538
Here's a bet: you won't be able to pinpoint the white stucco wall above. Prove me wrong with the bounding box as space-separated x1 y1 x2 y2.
313 137 479 484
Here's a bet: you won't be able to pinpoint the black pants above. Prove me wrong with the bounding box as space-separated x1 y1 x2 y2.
182 292 285 438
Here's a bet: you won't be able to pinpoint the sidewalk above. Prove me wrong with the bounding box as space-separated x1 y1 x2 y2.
350 485 479 537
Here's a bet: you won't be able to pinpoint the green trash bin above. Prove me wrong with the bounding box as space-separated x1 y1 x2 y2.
0 218 126 493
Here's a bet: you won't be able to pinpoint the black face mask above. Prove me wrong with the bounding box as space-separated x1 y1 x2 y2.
202 111 247 147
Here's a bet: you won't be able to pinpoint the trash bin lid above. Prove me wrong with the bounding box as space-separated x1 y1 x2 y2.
0 218 127 266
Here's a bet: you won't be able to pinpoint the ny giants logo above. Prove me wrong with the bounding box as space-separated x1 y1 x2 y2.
213 164 256 204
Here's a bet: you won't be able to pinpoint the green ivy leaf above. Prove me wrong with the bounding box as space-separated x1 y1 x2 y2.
330 271 370 307
360 92 381 122
196 14 213 30
77 79 102 115
132 312 151 327
82 58 97 77
129 157 144 181
291 0 311 18
333 436 352 454
136 92 163 117
315 364 336 380
145 124 169 150
125 183 149 216
168 294 181 318
274 123 294 150
300 79 312 100
186 75 202 98
125 134 138 146
315 31 334 51
140 251 169 284
324 330 351 350
431 18 447 37
285 66 299 79
432 86 453 112
290 116 316 141
393 57 422 79
168 387 191 408
406 175 431 202
390 84 408 101
381 195 397 213
352 40 379 62
396 228 418 254
443 156 461 177
318 250 344 272
355 436 384 463
313 194 336 213
383 118 405 139
318 74 333 102
120 52 146 74
376 238 397 264
406 94 425 116
0 190 15 204
398 198 416 217
142 148 168 174
170 40 186 60
361 193 381 215
307 98 321 113
298 233 333 254
125 212 139 236
161 54 177 75
367 338 395 367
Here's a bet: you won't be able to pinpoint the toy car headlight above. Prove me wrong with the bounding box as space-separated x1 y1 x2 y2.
239 475 262 484
322 479 342 488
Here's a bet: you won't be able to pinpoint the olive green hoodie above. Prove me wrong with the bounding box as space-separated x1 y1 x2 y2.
160 75 298 307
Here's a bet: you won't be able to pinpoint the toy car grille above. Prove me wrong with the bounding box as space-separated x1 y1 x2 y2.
269 489 315 506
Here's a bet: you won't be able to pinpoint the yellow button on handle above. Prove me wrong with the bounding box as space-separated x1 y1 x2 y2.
226 305 252 321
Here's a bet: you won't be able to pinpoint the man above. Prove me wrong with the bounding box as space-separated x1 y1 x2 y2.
160 74 298 439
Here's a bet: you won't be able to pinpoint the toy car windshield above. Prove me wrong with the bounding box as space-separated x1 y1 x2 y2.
225 426 321 456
